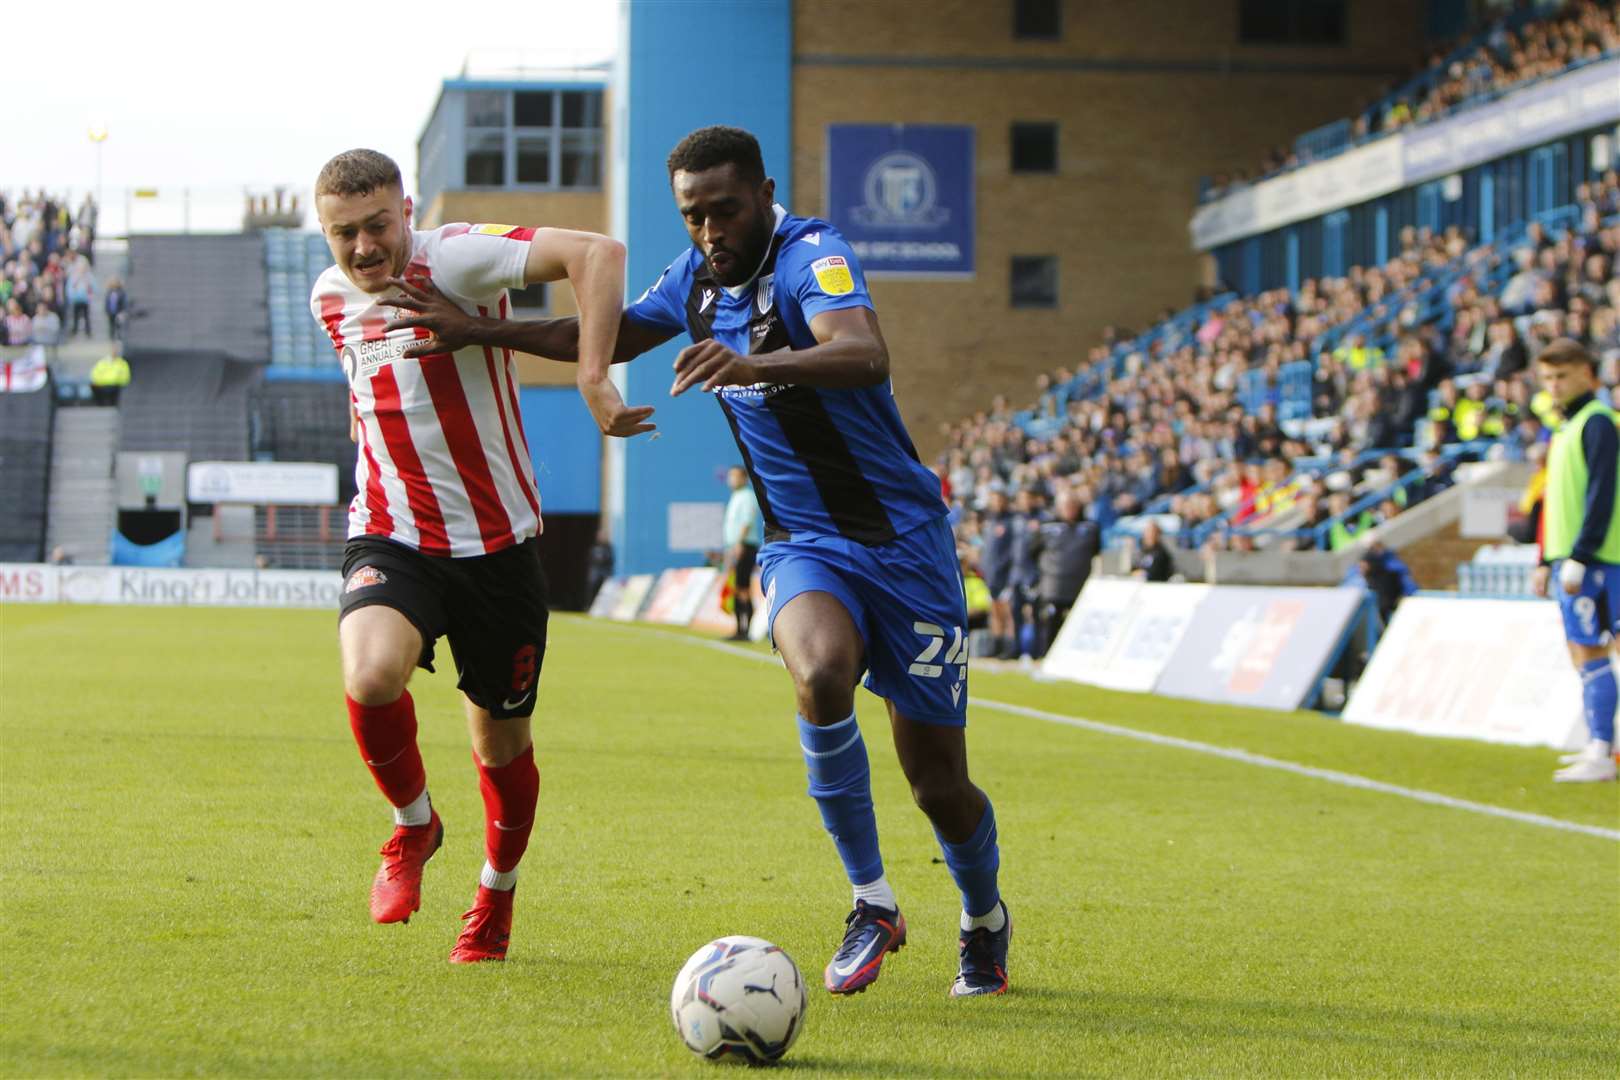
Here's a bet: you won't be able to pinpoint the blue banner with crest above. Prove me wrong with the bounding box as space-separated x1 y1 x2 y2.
825 124 975 278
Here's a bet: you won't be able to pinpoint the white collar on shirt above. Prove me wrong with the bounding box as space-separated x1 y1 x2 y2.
721 204 788 299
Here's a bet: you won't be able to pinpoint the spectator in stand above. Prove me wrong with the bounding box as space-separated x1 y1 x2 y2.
1483 318 1530 381
1005 487 1046 658
1030 489 1099 659
1211 1 1620 193
2 297 28 346
1132 521 1175 583
1 191 101 351
939 169 1618 562
979 488 1017 660
29 301 59 347
65 255 93 337
104 276 127 340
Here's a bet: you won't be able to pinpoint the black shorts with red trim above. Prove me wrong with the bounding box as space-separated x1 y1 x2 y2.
339 535 549 719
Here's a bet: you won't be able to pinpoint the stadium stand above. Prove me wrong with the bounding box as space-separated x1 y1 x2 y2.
1204 0 1620 200
942 167 1620 569
118 355 257 461
123 234 269 362
247 380 356 570
0 379 55 561
263 228 345 376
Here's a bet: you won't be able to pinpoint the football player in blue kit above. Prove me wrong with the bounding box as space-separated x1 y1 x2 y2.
384 126 1010 997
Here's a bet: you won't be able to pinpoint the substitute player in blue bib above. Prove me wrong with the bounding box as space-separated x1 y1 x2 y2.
384 126 1010 997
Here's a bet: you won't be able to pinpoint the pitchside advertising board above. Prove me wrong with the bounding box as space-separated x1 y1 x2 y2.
0 563 340 608
1040 580 1210 693
1044 581 1366 711
1344 596 1585 750
825 124 974 277
1154 586 1365 711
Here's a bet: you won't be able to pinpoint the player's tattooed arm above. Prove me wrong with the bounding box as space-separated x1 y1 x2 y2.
384 277 674 364
672 305 890 395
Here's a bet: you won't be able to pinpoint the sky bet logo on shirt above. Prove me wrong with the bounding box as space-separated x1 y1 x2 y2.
811 256 855 295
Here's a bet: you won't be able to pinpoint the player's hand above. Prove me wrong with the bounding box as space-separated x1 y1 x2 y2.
579 377 656 438
1532 564 1551 598
670 340 760 396
1559 559 1586 596
383 276 475 357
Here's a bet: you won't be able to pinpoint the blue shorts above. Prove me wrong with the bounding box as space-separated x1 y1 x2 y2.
759 517 968 725
1557 559 1620 646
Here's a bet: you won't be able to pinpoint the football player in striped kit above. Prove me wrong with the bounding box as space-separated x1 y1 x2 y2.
312 148 653 962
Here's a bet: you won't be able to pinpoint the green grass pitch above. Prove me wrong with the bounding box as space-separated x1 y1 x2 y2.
1 604 1616 1077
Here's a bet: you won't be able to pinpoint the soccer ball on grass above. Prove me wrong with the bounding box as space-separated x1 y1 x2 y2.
670 936 807 1064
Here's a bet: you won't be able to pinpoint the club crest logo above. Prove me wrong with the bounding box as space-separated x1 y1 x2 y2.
852 150 949 229
345 566 388 593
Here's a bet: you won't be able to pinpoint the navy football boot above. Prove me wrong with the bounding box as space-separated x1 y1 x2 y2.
824 900 907 994
950 900 1011 997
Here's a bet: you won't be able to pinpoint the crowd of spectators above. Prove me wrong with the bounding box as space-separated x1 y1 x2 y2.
0 191 120 349
938 167 1620 647
1205 0 1619 200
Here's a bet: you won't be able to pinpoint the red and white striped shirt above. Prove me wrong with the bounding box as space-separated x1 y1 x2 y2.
311 223 541 558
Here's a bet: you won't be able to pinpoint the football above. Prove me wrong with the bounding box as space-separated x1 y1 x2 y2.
669 936 807 1064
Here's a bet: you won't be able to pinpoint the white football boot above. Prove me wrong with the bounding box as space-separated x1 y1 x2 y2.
1553 740 1618 783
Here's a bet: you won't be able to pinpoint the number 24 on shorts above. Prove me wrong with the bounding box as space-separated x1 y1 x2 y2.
909 622 967 678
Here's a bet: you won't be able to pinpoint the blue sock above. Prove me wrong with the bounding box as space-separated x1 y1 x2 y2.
936 800 1000 919
1580 657 1617 744
798 714 884 886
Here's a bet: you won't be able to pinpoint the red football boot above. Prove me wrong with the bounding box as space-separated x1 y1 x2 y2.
369 810 443 924
449 885 514 963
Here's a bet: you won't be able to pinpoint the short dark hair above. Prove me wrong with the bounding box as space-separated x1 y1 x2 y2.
666 126 765 186
1537 337 1597 371
315 149 402 198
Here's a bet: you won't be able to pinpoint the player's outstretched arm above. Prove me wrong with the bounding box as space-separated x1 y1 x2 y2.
384 277 675 365
670 306 889 396
519 228 654 436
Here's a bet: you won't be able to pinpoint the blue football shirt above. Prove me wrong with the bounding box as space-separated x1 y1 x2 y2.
625 206 944 545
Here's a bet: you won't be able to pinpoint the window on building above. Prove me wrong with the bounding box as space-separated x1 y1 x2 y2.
1239 0 1346 45
516 136 552 185
514 91 554 128
1011 256 1059 308
458 87 605 190
465 131 506 187
509 283 548 316
465 91 507 128
561 91 602 129
561 131 603 187
1011 122 1058 173
1013 0 1061 39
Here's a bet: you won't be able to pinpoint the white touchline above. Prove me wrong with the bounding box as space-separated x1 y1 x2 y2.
604 621 1620 844
977 697 1620 844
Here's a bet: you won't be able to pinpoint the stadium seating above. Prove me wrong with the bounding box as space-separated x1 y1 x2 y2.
118 354 257 461
0 382 55 561
1456 542 1541 596
247 380 355 570
124 235 270 363
948 164 1619 563
264 229 343 378
1205 0 1620 199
